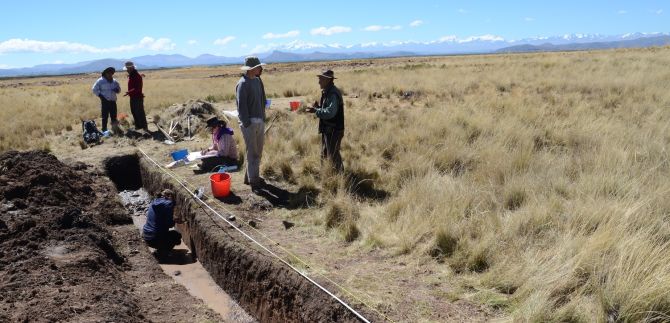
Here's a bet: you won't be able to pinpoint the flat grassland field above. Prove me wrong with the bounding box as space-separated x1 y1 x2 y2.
3 46 670 321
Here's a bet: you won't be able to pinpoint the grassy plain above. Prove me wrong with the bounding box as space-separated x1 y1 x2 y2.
3 46 670 321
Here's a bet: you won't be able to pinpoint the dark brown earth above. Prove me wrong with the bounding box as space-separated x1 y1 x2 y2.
0 150 221 322
138 156 369 322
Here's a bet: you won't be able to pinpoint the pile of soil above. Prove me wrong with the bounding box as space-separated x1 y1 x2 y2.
0 150 141 322
153 99 227 141
0 150 226 322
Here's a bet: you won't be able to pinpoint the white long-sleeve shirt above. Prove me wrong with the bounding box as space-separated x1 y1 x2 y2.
92 77 121 101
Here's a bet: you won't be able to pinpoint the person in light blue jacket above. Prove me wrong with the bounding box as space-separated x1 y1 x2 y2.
91 67 121 132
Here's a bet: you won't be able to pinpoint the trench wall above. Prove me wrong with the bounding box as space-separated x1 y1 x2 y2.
136 155 364 323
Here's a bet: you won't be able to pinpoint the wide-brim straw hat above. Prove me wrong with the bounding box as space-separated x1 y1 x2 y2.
240 56 266 71
205 116 220 128
317 69 336 79
123 61 136 71
101 67 116 75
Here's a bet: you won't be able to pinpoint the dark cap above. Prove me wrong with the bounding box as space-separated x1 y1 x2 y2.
205 116 221 128
102 67 116 76
317 69 336 79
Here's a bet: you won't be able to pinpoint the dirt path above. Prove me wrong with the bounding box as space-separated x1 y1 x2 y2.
120 188 254 322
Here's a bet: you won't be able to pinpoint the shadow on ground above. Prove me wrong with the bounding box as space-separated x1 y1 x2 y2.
253 183 319 210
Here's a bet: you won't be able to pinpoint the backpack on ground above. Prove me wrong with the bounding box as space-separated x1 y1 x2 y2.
82 120 103 144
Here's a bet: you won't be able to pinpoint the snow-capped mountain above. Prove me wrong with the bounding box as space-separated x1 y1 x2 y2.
1 32 668 77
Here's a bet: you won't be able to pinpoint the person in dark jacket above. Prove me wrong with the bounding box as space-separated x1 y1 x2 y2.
123 61 148 131
143 189 182 255
306 69 345 172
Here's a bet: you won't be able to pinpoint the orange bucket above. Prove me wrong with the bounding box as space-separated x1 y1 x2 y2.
289 101 301 111
210 173 231 198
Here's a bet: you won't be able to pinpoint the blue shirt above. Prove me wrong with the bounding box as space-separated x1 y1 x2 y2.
142 198 175 241
92 77 121 101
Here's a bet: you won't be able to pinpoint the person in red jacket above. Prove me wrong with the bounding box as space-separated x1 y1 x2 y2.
123 61 148 131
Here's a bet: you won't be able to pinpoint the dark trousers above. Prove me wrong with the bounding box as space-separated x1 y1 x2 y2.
199 156 239 173
100 99 118 131
321 129 344 172
130 97 148 130
145 230 182 252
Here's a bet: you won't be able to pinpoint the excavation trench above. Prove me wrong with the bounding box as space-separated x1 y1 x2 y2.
105 153 364 323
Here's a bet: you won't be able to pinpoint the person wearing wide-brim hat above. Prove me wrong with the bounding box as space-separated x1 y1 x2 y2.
91 67 121 133
236 56 268 188
305 69 345 172
195 116 239 173
122 61 148 132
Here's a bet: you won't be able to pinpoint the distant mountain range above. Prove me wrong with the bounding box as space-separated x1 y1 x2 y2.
496 35 670 53
1 32 668 78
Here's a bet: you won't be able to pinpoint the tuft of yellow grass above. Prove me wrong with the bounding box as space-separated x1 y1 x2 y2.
3 46 670 320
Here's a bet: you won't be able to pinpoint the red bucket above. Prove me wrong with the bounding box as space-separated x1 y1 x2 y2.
210 173 231 198
289 101 301 111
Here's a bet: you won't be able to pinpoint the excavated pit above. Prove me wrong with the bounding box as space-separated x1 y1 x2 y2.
104 153 365 323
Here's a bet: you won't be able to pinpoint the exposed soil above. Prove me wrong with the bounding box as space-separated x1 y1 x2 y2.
137 156 367 322
0 150 222 322
119 188 255 323
153 99 221 141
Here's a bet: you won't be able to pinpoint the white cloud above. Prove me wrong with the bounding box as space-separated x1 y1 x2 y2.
250 40 329 54
618 10 628 14
0 64 12 69
524 17 535 22
213 36 236 46
0 37 175 54
262 30 300 39
248 33 511 54
138 37 176 51
409 20 423 27
310 26 352 36
439 35 458 42
654 9 663 14
0 39 103 54
438 34 504 43
364 25 402 32
187 40 198 45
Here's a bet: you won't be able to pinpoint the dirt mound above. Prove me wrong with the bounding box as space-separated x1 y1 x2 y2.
153 99 228 141
0 150 140 322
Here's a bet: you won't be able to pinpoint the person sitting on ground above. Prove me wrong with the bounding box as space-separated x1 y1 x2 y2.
142 189 183 256
196 116 239 173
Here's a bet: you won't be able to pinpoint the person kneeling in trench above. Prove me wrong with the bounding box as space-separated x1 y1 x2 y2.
142 189 183 257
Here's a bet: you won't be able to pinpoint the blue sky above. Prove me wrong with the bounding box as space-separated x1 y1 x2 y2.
0 0 667 68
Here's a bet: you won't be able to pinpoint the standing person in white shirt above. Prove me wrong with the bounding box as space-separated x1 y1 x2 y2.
236 57 267 189
91 67 121 133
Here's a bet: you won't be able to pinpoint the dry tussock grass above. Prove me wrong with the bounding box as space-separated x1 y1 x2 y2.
3 47 670 320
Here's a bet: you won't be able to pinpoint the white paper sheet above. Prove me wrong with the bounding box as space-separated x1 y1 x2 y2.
187 151 205 162
222 110 239 119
